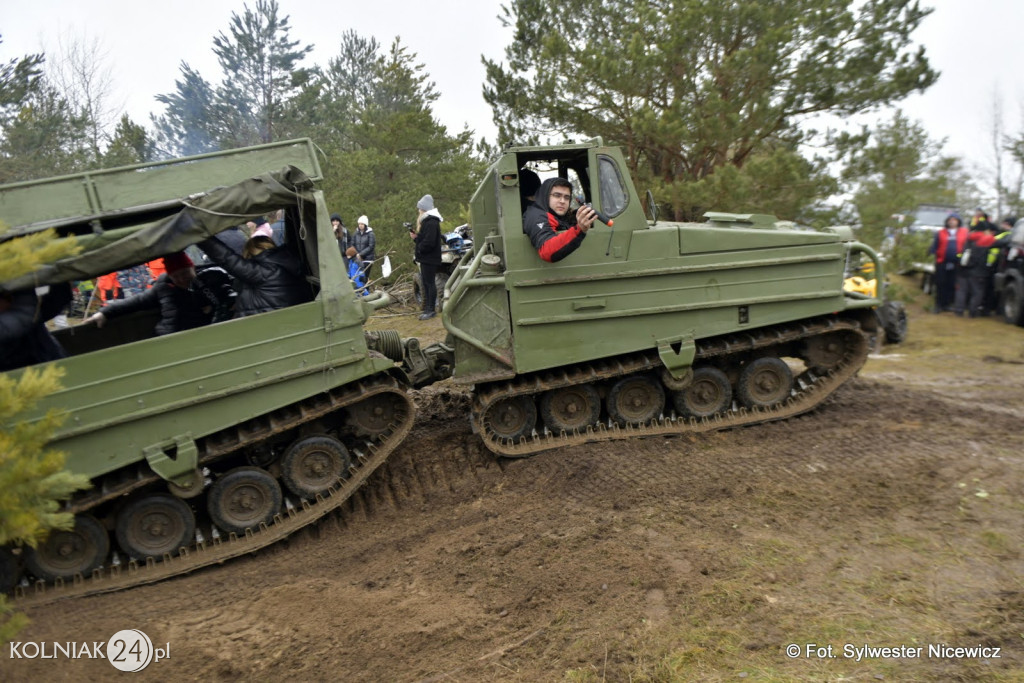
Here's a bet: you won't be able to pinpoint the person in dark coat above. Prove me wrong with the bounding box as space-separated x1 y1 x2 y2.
331 213 350 255
411 194 443 320
198 235 313 317
928 214 967 313
0 282 72 372
954 211 998 316
89 252 236 335
522 177 597 262
215 225 248 255
352 215 375 280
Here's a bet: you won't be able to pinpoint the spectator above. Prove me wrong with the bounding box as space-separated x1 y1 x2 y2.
411 195 443 320
215 225 248 255
957 224 992 317
520 167 542 212
88 253 236 335
198 234 313 318
331 213 349 255
0 282 72 372
353 215 376 281
345 246 368 295
269 209 286 245
928 214 966 313
118 264 153 298
96 271 122 302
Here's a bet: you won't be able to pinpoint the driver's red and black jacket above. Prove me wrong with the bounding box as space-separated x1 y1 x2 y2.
522 204 587 263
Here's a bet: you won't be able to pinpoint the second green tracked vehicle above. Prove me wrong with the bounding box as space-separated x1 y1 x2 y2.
437 138 883 456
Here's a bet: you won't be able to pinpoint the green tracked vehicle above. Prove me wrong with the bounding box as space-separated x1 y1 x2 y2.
0 140 447 602
438 138 883 456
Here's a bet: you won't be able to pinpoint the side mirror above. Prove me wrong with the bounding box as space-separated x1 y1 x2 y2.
646 189 659 225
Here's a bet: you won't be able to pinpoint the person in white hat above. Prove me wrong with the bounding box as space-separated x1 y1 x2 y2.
352 214 375 281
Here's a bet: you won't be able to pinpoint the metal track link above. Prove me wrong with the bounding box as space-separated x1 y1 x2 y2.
471 316 869 457
14 374 415 606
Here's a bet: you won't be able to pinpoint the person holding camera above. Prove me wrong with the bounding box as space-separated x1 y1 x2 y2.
523 177 597 262
411 194 443 320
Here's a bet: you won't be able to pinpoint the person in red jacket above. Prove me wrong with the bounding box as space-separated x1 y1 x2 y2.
928 214 967 313
522 177 597 263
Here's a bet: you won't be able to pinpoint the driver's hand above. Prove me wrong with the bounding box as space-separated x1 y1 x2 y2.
88 311 107 328
576 205 597 232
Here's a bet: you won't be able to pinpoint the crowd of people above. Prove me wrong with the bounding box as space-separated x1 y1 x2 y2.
1 194 454 372
928 209 1016 317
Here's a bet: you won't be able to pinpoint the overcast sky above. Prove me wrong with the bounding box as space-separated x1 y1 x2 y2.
2 1 1023 171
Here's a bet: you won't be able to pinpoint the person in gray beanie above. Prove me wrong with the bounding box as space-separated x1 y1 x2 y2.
411 194 443 319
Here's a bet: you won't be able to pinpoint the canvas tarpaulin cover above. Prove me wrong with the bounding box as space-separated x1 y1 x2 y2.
2 166 319 292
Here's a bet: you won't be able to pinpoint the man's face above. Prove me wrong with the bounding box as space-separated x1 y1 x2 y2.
169 267 196 289
548 186 572 217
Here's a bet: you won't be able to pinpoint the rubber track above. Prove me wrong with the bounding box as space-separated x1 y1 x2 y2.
471 316 869 457
14 374 415 607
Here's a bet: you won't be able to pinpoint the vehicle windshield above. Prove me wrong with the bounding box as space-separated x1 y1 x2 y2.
911 207 956 230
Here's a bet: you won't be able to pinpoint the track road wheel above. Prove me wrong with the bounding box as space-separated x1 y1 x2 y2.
1001 280 1024 326
347 393 400 438
208 467 282 536
672 367 732 418
25 514 109 582
738 357 793 409
483 395 537 441
281 435 352 499
607 375 665 426
115 493 196 560
802 333 847 374
0 546 19 593
540 384 601 433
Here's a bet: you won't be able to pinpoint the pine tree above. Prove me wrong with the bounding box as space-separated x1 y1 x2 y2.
0 35 43 126
309 39 485 276
152 0 313 155
484 0 938 222
103 114 155 166
0 76 91 183
0 227 88 643
837 111 968 247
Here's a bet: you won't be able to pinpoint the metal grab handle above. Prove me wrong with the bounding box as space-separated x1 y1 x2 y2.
441 243 514 367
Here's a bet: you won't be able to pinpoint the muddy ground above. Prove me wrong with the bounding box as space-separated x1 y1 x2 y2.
5 281 1024 682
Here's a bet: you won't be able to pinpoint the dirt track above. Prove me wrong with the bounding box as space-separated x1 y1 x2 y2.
5 295 1024 681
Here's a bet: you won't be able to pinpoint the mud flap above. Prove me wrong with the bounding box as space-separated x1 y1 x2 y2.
657 335 696 380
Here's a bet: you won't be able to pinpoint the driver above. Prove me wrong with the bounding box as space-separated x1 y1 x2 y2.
523 177 597 262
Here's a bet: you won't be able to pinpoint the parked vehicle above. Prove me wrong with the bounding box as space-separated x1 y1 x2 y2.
994 217 1024 325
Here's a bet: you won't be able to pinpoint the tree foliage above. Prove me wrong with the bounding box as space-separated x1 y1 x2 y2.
836 111 969 247
289 39 485 278
0 35 43 125
102 114 155 166
0 78 91 183
0 227 86 642
152 0 313 156
484 0 938 221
